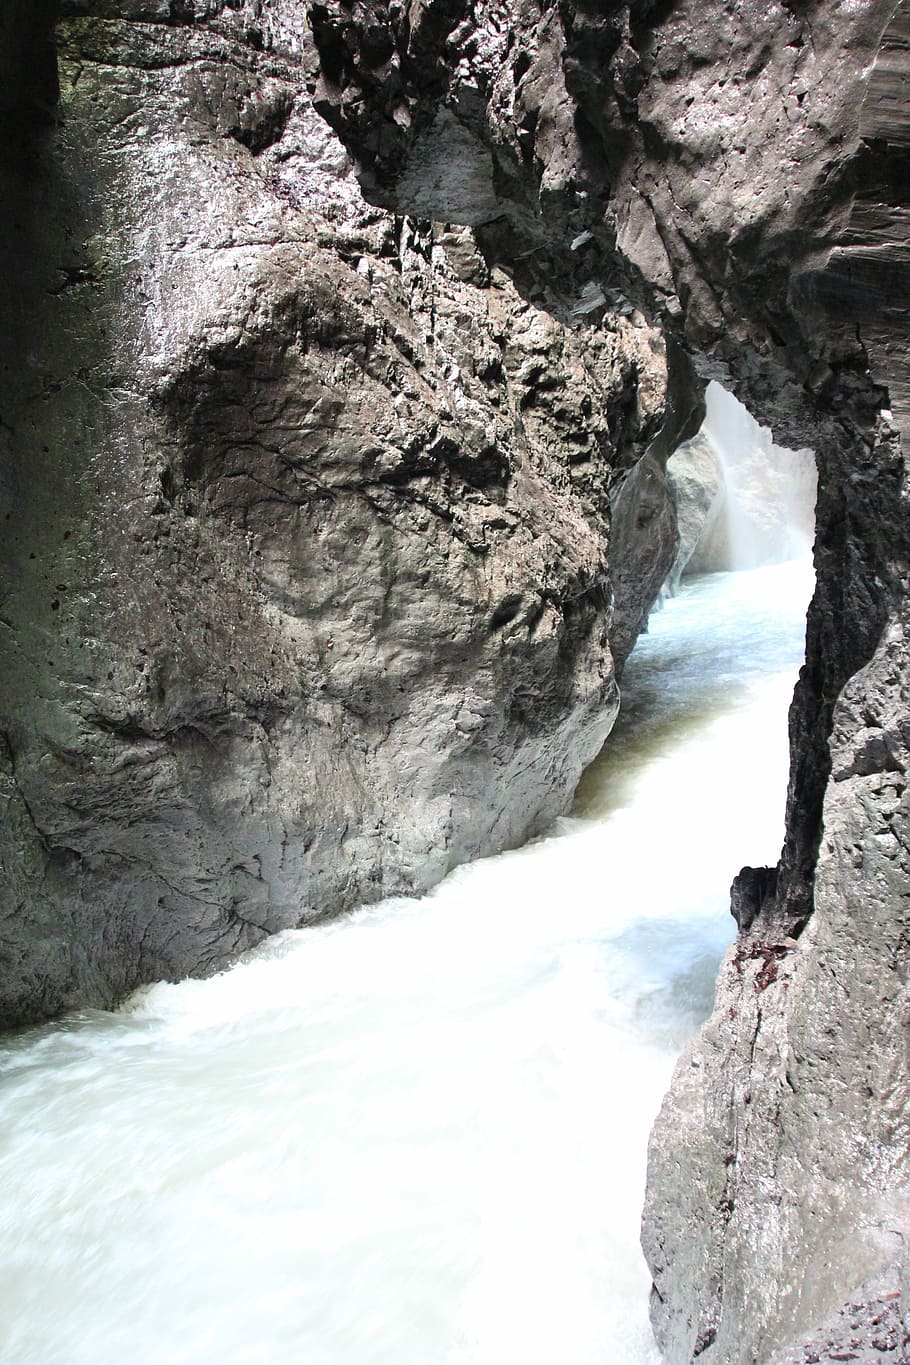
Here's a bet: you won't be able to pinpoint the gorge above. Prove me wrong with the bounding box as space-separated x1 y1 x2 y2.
0 552 813 1365
1 2 908 1363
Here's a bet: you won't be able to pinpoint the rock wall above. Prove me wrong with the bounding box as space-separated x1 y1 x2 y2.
0 2 670 1025
2 2 909 1358
664 430 725 590
303 0 910 1359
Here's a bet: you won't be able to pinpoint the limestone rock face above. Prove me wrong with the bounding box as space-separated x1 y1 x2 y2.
4 1 910 1357
644 738 910 1360
308 0 908 914
767 1272 909 1365
665 431 724 588
0 4 669 1025
305 0 910 1359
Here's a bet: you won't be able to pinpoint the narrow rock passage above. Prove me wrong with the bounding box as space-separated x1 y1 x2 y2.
0 560 813 1365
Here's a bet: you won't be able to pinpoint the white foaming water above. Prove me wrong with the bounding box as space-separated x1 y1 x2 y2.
699 382 817 570
0 561 814 1365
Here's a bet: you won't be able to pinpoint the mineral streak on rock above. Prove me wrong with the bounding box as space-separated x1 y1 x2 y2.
0 3 669 1026
305 0 910 1360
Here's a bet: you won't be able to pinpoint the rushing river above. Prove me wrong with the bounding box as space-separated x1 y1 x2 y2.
0 560 814 1365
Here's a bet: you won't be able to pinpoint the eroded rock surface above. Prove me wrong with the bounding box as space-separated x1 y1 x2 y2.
665 430 724 589
768 1273 910 1365
304 0 910 1359
0 3 671 1025
3 2 910 1359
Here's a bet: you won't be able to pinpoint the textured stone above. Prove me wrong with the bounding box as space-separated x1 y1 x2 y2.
767 1271 909 1365
3 3 910 1359
306 0 908 915
0 2 669 1025
304 1 910 1359
665 430 725 589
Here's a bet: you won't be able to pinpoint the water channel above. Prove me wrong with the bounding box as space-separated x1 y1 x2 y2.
0 555 814 1365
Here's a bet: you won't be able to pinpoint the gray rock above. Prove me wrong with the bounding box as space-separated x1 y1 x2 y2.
3 3 910 1358
665 431 725 590
767 1271 909 1364
644 735 910 1362
306 0 910 1359
0 4 670 1025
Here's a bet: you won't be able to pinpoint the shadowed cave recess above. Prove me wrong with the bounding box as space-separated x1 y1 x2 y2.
0 1 909 1363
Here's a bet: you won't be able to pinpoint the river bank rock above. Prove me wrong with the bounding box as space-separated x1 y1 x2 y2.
0 4 669 1025
304 0 910 1359
4 3 910 1359
664 430 725 589
767 1272 909 1365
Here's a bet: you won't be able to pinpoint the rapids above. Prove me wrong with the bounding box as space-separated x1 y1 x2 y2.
0 559 814 1365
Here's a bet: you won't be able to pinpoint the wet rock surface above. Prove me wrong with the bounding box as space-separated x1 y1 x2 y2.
304 0 910 1360
767 1273 909 1364
307 0 909 920
1 3 909 1361
665 430 724 589
0 3 669 1025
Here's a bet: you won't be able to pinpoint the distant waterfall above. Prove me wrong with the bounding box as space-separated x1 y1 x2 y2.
667 382 817 585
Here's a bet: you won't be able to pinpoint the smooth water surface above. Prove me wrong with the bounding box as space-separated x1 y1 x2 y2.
0 561 814 1365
